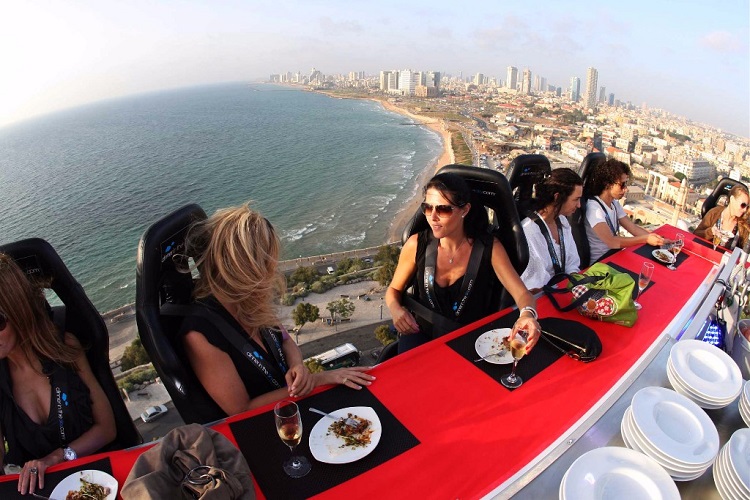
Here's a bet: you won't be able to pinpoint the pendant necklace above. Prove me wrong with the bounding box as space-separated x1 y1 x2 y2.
445 238 466 264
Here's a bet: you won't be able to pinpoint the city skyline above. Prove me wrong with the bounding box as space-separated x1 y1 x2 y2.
2 0 748 137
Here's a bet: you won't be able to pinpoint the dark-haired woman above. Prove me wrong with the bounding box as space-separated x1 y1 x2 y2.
0 254 116 496
520 168 583 292
386 172 540 353
585 159 664 263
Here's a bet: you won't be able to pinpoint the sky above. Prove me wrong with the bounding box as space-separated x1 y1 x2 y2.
2 0 748 137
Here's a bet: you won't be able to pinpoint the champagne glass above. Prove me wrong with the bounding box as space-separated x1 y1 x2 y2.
712 230 722 251
667 234 684 271
274 400 311 478
501 331 528 389
634 262 654 309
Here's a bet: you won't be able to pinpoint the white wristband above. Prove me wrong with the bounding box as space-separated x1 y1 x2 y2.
519 306 538 320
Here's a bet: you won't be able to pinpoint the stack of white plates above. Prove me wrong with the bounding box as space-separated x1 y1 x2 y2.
667 340 743 409
713 428 750 500
559 446 679 500
620 386 719 481
739 380 750 427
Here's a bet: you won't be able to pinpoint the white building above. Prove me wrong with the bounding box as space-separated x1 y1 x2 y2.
506 66 518 91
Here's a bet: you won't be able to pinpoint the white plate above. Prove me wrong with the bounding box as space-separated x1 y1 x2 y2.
740 397 750 428
652 249 675 264
727 429 750 491
560 446 679 500
474 328 513 364
744 380 750 404
718 444 750 498
669 340 742 402
308 406 382 464
51 469 118 500
623 407 709 473
630 387 719 466
667 361 731 409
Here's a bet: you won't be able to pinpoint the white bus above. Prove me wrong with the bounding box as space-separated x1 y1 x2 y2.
307 343 361 370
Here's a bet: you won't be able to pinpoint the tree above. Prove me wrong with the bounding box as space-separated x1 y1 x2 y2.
326 297 356 325
674 172 686 182
292 302 320 336
120 338 152 371
288 266 319 287
375 324 397 346
376 260 397 286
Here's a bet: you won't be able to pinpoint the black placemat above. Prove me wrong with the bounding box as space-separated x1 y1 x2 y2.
607 262 655 300
445 310 579 391
0 457 113 499
633 244 689 269
692 237 715 250
230 386 419 499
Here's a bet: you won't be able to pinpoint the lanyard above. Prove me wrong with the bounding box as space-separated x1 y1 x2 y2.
715 215 739 249
50 363 71 447
423 235 485 318
531 212 566 275
593 197 619 236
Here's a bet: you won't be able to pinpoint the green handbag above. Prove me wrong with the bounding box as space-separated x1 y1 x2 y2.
543 262 638 327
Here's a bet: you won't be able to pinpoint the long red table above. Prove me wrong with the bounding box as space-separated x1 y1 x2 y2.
1 225 722 499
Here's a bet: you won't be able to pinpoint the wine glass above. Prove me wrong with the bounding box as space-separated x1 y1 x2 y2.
712 230 722 250
501 330 528 389
634 262 654 309
667 233 684 271
274 400 311 478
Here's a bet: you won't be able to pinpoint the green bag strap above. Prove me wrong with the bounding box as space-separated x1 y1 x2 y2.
543 272 608 312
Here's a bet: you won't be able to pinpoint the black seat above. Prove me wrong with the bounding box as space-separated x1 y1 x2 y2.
135 204 226 425
569 152 606 268
701 178 747 218
506 154 552 218
0 238 142 450
401 164 529 309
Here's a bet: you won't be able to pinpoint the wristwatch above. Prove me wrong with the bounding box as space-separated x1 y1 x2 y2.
62 446 77 461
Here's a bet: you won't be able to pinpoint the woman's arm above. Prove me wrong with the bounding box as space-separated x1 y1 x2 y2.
385 235 420 334
184 330 292 417
694 208 719 239
20 333 117 495
619 216 649 237
490 239 540 351
280 335 314 398
590 221 663 250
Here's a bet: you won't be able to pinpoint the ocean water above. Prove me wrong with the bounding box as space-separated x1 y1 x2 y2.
0 83 442 312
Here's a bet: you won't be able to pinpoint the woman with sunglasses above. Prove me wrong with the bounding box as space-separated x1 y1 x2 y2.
520 168 584 292
180 203 374 418
386 172 541 353
585 158 664 263
0 253 116 496
694 184 750 250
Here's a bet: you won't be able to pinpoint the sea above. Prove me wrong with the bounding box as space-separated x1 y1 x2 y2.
0 83 442 313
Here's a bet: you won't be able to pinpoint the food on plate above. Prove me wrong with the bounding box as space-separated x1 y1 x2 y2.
66 478 111 500
327 413 373 449
653 249 673 263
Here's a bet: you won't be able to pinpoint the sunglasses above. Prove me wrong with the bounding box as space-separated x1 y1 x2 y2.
617 181 629 189
421 202 458 218
0 312 6 331
740 202 749 209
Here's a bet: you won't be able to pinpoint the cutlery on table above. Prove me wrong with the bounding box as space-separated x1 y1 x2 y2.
309 407 360 428
473 349 507 362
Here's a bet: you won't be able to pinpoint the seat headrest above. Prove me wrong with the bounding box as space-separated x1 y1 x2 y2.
506 154 552 197
579 152 606 187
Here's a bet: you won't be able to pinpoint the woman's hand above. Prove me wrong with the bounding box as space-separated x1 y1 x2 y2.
18 453 59 495
646 233 665 247
391 306 419 335
513 316 541 353
286 363 314 398
315 367 375 390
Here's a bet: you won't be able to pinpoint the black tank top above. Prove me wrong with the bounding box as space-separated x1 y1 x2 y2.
410 230 502 336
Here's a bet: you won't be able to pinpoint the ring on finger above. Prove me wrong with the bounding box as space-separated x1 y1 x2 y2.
343 377 348 384
30 467 38 475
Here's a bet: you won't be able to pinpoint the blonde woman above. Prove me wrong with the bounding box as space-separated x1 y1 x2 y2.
694 184 750 250
180 203 374 418
0 254 116 496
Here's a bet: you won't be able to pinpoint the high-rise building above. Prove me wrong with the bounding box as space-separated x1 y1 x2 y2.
569 77 580 102
583 67 598 110
379 71 391 91
387 71 399 93
608 93 615 106
474 73 484 85
426 71 441 89
522 68 532 94
599 86 606 103
399 69 416 95
506 66 518 90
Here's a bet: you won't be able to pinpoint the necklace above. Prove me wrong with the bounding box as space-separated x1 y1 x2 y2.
444 238 466 264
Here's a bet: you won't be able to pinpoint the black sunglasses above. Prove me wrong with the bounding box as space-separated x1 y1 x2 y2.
617 181 629 189
0 312 6 331
421 202 458 218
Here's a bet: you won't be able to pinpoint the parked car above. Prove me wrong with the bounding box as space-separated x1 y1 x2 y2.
140 404 168 423
326 266 335 275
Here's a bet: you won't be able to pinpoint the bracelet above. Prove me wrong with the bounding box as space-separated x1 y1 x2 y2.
519 306 538 320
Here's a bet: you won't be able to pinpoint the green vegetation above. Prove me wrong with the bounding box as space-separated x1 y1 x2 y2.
120 338 151 371
667 130 692 143
289 266 319 287
560 109 586 124
292 302 320 334
375 324 397 346
452 132 473 165
118 366 158 393
374 244 400 286
326 297 355 323
674 172 686 182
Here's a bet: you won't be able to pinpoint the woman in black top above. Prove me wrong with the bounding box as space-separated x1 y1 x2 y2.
386 173 541 353
0 253 115 496
181 203 374 418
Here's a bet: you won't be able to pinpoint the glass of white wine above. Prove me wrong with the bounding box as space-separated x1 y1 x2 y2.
274 400 311 478
501 330 528 389
667 233 684 271
634 262 654 309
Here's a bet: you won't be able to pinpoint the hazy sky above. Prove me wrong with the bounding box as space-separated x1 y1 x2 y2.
2 0 748 137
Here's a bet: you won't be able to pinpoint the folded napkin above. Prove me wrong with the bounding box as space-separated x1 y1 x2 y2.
122 424 255 500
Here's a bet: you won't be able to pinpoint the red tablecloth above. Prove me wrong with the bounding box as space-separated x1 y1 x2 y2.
0 226 720 499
